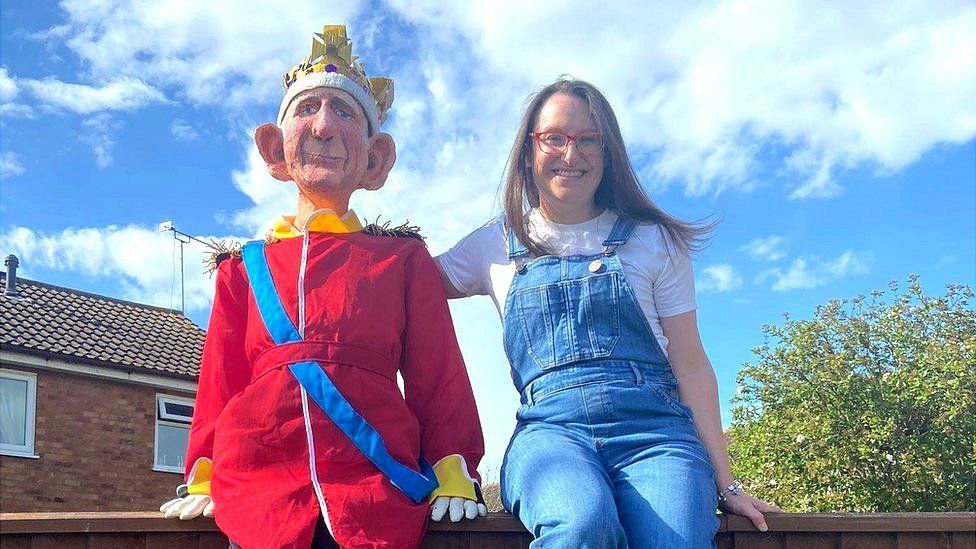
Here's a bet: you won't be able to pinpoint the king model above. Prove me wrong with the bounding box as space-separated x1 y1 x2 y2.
159 25 487 549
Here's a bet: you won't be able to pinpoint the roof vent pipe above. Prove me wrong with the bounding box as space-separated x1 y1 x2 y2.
4 254 21 297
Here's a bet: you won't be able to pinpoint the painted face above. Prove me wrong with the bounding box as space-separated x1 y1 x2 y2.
531 92 605 218
280 87 370 203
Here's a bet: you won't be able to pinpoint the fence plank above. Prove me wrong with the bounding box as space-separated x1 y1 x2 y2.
197 532 232 549
146 532 198 549
784 532 839 548
897 532 949 549
840 532 897 549
734 532 784 548
716 532 734 549
0 535 31 549
469 532 529 548
953 532 976 549
88 533 146 549
30 534 88 549
421 532 469 549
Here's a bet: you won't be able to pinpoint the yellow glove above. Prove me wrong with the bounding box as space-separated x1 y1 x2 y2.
159 457 214 520
428 454 488 522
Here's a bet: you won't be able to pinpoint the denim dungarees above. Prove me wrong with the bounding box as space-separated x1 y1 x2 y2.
499 216 720 548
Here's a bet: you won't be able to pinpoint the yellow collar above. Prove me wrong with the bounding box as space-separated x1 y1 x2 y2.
271 209 364 239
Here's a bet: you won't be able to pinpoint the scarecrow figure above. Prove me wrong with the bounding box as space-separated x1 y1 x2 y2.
160 25 486 549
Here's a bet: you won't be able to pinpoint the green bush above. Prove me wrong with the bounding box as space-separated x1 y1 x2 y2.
728 275 975 512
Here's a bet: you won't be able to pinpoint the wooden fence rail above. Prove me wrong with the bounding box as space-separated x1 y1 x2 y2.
1 511 973 548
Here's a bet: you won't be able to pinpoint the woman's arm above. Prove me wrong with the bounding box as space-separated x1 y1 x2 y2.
661 310 781 531
434 257 469 299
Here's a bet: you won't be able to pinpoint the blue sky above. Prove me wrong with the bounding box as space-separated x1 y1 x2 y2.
1 0 974 481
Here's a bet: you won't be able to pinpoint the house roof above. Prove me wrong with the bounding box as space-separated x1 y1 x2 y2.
1 271 204 379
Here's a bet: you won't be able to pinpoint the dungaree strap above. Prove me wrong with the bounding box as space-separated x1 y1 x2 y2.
240 241 438 504
602 217 638 256
506 225 531 273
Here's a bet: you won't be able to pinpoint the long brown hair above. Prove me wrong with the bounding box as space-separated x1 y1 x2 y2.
502 77 716 257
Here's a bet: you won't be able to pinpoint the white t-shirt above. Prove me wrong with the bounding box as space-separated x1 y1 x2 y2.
436 209 697 355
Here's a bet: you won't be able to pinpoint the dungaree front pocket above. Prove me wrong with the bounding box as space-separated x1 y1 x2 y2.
647 380 695 421
514 271 621 370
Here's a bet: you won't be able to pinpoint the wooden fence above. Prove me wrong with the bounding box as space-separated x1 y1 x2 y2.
1 511 973 548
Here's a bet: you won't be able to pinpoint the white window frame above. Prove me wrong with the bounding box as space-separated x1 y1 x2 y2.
153 394 194 473
0 368 38 458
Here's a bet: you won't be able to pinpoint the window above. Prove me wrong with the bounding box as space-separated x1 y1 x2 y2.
0 368 38 457
154 394 194 473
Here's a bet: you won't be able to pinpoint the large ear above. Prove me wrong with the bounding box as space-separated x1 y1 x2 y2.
360 132 396 191
254 123 292 182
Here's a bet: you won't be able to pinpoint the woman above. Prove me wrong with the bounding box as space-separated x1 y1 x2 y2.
436 78 779 547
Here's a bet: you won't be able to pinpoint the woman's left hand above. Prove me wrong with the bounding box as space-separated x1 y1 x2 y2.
720 491 783 532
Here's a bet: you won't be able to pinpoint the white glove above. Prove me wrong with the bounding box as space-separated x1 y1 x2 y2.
429 495 488 522
161 457 213 520
159 494 214 520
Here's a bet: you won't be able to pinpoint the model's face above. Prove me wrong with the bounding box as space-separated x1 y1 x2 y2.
280 88 370 203
531 92 604 216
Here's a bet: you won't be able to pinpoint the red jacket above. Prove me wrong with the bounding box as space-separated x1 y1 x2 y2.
186 229 484 548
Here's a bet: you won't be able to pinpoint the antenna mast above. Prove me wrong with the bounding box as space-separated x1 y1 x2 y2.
159 221 208 312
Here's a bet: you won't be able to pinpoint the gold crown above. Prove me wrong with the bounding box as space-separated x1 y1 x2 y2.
282 25 393 127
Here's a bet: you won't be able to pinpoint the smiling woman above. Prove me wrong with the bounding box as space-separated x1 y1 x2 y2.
436 77 780 548
500 79 714 259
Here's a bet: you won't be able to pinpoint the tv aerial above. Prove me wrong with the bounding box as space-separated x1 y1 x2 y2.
158 221 208 313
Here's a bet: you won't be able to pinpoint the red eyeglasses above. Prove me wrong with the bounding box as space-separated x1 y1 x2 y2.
530 132 604 156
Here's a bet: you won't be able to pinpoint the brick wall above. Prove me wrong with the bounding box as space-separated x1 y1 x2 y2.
0 365 194 512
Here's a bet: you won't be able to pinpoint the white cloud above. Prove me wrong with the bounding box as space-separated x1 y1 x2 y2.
0 67 17 102
698 263 744 293
0 151 25 179
50 0 364 108
825 250 870 278
0 103 34 118
170 119 199 141
4 70 166 119
1 70 165 166
0 67 32 118
741 235 787 261
24 76 166 115
756 250 869 291
81 114 121 168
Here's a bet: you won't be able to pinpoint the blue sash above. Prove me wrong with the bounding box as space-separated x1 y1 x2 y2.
241 241 438 503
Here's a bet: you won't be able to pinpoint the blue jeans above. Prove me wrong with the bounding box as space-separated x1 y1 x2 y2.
501 218 720 547
500 363 719 548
